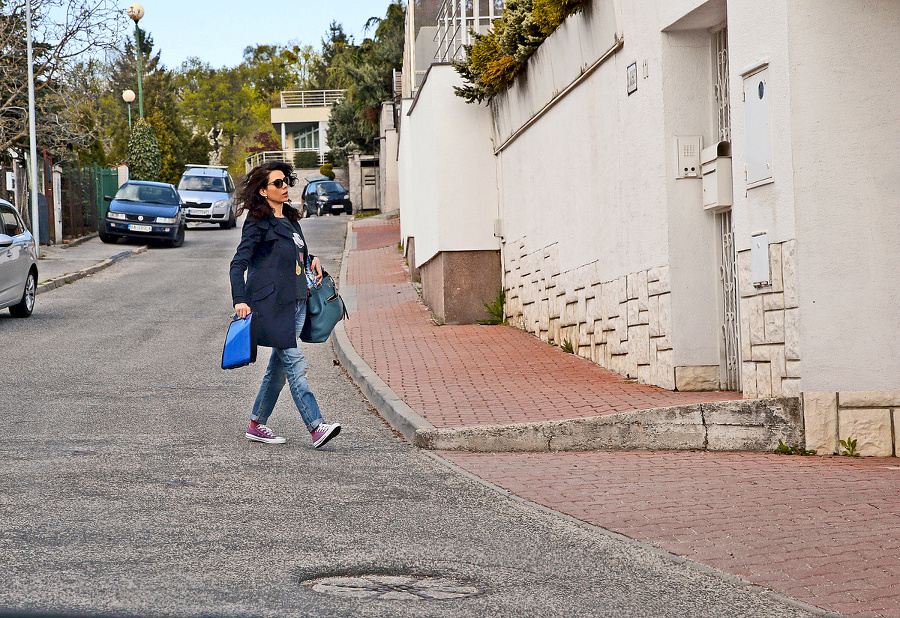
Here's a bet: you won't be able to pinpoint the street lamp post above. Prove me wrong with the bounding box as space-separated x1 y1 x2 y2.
25 0 40 256
122 89 136 131
127 4 145 118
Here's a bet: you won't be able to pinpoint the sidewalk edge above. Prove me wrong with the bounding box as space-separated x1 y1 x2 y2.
37 245 149 296
417 397 802 453
332 220 436 443
423 450 844 618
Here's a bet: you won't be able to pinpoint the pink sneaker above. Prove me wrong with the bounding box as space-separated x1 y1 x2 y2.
311 423 341 448
245 424 286 444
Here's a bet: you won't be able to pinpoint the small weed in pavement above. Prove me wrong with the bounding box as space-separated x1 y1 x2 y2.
840 437 861 457
775 439 816 456
560 338 574 354
479 289 506 325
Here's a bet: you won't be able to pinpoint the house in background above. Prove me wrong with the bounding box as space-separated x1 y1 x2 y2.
245 89 344 172
392 0 900 455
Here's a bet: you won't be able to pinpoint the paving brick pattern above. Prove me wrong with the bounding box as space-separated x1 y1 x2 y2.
344 219 900 617
345 220 740 428
440 450 900 617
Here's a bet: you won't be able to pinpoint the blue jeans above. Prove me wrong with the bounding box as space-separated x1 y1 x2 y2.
249 301 323 432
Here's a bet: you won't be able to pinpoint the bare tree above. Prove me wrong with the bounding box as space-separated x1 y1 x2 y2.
0 0 122 160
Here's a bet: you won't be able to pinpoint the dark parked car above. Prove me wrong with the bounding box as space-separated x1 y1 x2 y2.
100 181 187 247
0 199 38 317
302 179 352 216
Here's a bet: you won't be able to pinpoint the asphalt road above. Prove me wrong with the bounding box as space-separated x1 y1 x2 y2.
0 215 821 618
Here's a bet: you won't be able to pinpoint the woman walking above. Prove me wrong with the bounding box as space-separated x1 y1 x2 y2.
229 161 341 448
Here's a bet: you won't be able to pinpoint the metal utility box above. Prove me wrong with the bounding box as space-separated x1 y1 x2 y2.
676 136 702 178
701 141 733 212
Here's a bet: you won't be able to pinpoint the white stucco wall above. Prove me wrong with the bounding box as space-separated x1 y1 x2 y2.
786 0 900 391
399 65 499 268
659 27 721 367
728 0 797 251
494 0 725 371
495 0 671 281
398 98 423 250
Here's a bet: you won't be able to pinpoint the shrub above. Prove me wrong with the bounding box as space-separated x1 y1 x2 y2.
454 0 590 103
293 151 319 168
319 163 335 180
128 118 161 181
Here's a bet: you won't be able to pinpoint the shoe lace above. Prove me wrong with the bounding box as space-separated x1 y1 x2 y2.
257 424 275 437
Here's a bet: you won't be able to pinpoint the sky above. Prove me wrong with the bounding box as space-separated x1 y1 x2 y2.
125 0 399 70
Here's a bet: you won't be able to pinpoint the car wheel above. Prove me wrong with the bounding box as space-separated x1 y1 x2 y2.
9 269 36 318
99 230 118 244
344 205 352 215
220 210 234 229
169 225 185 248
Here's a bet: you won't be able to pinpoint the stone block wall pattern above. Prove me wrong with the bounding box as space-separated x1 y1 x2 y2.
803 391 900 457
738 239 800 399
503 239 722 392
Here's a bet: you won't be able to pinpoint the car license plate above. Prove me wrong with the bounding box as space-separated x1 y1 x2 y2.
188 208 203 215
129 224 152 232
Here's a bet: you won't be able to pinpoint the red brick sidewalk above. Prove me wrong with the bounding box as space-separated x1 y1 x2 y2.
440 450 900 618
343 218 900 617
345 219 740 429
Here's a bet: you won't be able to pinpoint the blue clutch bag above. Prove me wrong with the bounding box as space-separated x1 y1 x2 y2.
222 313 258 369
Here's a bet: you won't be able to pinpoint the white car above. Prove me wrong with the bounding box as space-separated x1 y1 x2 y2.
0 199 38 317
177 165 237 229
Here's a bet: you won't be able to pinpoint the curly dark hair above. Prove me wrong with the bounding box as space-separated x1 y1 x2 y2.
236 161 301 222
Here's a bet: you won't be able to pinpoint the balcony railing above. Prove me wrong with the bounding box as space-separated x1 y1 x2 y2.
279 90 346 108
434 0 503 62
245 149 326 174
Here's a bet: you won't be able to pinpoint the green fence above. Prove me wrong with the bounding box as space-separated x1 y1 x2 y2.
92 163 119 219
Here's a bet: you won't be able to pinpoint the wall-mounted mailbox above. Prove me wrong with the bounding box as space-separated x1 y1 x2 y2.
701 141 733 212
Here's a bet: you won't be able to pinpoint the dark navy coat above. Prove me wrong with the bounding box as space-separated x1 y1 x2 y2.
229 215 313 349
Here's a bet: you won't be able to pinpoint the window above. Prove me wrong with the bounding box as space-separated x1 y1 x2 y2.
293 125 320 150
0 204 23 236
178 176 226 192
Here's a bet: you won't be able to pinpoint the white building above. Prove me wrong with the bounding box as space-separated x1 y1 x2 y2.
245 90 344 172
394 0 900 455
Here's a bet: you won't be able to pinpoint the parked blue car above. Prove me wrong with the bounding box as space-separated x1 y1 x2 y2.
100 181 187 248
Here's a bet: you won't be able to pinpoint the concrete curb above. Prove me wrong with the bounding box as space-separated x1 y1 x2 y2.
36 245 149 296
416 397 803 452
332 220 435 443
331 219 804 453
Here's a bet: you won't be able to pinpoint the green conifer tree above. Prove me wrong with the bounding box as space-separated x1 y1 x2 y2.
128 118 161 181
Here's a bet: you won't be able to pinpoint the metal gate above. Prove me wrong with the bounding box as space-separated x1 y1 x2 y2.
718 210 740 390
714 25 740 391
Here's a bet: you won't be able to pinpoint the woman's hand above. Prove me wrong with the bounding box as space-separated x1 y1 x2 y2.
310 256 323 285
234 303 251 319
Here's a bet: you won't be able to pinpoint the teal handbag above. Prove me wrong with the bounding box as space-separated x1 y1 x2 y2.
300 269 348 343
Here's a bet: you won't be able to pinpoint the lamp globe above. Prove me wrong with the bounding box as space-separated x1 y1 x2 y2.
127 4 144 21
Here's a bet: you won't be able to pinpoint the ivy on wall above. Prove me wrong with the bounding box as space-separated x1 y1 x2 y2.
453 0 591 104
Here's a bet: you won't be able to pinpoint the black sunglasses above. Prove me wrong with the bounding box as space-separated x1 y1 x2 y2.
268 176 295 188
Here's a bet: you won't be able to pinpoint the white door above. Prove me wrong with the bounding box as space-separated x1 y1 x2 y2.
743 66 773 187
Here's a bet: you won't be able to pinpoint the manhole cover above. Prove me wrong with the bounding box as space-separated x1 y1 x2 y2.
304 574 484 600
